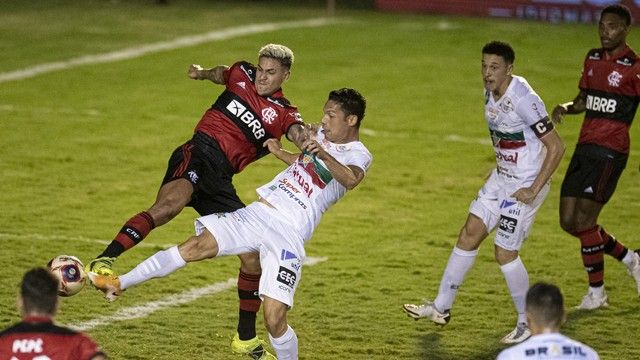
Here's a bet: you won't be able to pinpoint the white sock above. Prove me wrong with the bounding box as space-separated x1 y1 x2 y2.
500 256 529 325
434 246 478 312
269 325 298 360
119 246 186 290
622 250 636 268
588 285 605 297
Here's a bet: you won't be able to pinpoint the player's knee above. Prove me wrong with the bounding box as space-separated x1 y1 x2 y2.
263 310 287 338
238 252 261 274
178 232 218 261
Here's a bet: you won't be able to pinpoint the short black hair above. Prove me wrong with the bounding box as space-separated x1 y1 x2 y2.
328 88 366 127
482 41 515 65
601 4 632 26
21 267 58 315
526 282 564 328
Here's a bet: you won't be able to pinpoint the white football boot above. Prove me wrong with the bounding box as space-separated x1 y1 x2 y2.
627 250 640 296
500 322 531 344
575 290 609 310
402 300 450 325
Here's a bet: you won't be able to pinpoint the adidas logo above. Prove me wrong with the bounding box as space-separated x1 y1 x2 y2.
584 186 594 194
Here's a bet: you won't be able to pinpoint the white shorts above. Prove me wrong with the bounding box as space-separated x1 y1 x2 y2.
468 169 550 251
195 202 306 308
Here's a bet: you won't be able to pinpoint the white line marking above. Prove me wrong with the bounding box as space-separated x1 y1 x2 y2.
70 256 328 331
0 232 174 249
446 134 492 145
0 18 339 83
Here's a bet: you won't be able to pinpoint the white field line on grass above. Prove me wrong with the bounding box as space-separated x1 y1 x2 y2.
0 232 173 249
70 256 328 331
0 18 340 84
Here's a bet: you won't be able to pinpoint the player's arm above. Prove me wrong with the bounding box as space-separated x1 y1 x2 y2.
511 117 565 204
302 138 365 190
286 123 319 150
187 64 228 85
264 138 299 165
551 90 587 123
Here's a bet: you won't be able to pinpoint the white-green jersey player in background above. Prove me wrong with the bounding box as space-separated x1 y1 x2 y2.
403 41 565 344
89 88 372 360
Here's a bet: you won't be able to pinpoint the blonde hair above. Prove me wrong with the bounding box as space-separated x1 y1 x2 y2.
258 44 294 69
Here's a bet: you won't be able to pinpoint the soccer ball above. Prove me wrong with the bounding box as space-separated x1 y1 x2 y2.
47 255 87 297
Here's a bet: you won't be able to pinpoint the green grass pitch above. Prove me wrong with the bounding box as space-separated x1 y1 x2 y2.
1 1 639 359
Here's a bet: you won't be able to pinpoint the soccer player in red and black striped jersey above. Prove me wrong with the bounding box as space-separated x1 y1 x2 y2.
86 44 308 359
0 268 106 360
552 4 640 310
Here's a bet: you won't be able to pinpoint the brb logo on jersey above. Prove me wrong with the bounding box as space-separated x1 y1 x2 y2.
226 99 266 140
586 95 617 113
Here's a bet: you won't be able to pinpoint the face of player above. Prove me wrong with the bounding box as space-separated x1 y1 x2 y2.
481 53 513 98
599 12 629 54
255 57 290 97
320 99 357 144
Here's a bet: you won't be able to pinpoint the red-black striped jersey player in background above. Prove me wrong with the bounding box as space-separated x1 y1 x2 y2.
551 4 640 310
87 43 309 360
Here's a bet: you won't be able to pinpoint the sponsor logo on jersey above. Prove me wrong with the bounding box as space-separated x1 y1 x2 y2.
500 97 514 113
496 151 519 164
226 99 267 140
499 215 518 234
188 170 199 184
290 111 303 122
524 345 590 356
616 57 633 66
240 64 254 79
589 52 601 60
277 266 297 288
607 70 622 87
499 200 517 209
586 95 617 113
277 179 307 209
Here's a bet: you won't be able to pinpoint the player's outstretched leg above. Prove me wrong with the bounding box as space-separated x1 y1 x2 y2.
87 211 156 276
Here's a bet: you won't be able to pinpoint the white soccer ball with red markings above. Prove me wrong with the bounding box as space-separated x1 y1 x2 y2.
47 255 87 297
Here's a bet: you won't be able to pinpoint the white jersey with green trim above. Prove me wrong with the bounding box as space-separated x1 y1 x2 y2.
485 75 549 183
256 129 372 241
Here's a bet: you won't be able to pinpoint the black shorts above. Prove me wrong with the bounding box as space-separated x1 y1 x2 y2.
162 132 245 215
560 143 628 203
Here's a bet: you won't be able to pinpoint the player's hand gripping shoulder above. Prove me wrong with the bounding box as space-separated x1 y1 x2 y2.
302 138 365 190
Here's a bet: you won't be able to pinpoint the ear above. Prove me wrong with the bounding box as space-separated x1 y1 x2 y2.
346 114 358 127
283 70 291 82
16 294 24 315
507 63 513 76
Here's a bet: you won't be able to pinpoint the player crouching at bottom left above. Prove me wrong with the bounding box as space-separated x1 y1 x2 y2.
89 88 373 360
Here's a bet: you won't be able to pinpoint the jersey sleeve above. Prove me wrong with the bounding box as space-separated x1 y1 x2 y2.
579 51 592 91
515 92 549 126
225 61 255 87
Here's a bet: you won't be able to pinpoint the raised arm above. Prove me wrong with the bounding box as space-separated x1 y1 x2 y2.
302 138 365 190
551 90 587 124
187 64 229 85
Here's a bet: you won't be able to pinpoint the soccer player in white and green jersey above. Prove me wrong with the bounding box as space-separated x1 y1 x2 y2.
89 88 372 360
403 41 565 344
